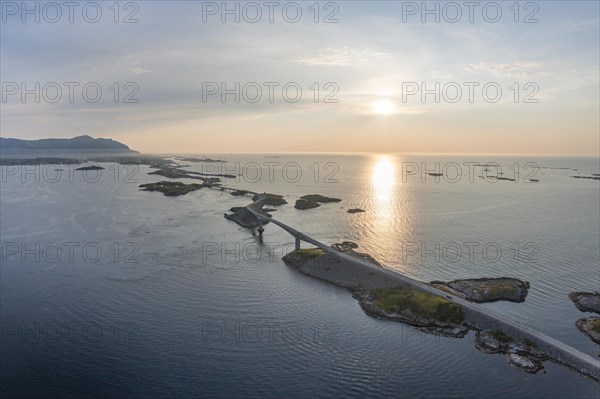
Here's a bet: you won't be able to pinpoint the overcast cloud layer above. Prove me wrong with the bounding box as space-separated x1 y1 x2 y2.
1 1 598 154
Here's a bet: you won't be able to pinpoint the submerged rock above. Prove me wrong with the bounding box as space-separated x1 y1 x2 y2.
431 277 530 303
569 292 600 314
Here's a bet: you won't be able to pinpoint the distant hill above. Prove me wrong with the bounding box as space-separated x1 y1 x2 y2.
0 135 138 158
1 135 136 151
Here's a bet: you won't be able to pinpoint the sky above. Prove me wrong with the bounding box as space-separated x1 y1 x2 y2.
1 0 599 155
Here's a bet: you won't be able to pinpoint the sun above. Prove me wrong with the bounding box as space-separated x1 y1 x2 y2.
371 99 395 116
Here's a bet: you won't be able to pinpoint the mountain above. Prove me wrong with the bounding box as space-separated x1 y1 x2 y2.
0 135 137 153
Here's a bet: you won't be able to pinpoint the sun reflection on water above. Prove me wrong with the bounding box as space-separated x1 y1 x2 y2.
348 155 415 272
372 156 396 218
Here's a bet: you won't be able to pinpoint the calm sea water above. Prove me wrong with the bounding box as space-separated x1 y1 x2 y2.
1 154 599 398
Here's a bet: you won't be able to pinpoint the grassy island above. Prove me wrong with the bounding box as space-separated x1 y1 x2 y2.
370 287 464 324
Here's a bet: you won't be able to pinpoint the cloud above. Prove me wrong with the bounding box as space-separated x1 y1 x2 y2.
464 62 551 80
294 47 390 66
128 65 152 75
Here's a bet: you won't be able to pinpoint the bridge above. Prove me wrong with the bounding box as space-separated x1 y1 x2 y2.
246 194 600 382
248 196 329 252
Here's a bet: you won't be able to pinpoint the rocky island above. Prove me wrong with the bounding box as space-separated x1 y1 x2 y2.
300 194 342 203
353 286 468 338
294 194 342 210
225 207 270 228
174 156 225 163
294 199 321 210
575 318 600 344
139 181 204 196
75 165 105 171
569 292 600 346
347 208 365 214
252 193 287 206
230 189 254 197
430 277 530 303
149 166 234 180
571 175 600 181
475 330 545 373
330 241 381 266
569 292 600 314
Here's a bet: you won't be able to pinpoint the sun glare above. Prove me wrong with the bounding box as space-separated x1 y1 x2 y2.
371 156 397 238
371 99 395 116
372 157 395 195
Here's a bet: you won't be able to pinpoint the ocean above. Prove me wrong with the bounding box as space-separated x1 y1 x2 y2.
1 154 599 398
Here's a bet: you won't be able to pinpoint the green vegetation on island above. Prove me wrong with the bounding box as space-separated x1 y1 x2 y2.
370 287 464 324
352 286 467 337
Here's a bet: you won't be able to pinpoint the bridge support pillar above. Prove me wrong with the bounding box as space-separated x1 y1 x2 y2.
295 237 301 250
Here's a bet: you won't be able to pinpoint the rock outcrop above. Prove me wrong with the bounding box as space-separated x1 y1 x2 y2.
139 181 204 196
430 277 530 303
576 317 600 344
569 292 600 314
295 199 321 210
